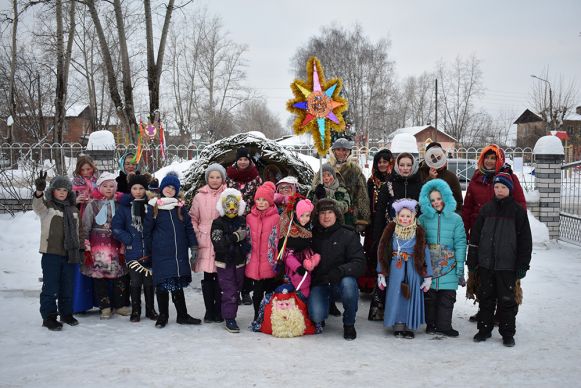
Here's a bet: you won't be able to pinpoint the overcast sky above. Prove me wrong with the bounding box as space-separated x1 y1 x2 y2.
199 0 581 128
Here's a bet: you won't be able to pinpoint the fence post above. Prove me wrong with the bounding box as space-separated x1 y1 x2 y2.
533 136 564 240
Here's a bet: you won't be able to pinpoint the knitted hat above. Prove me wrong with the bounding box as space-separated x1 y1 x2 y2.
321 163 336 178
425 141 442 152
49 175 73 192
254 181 276 205
296 199 314 219
204 163 226 183
216 188 246 217
493 172 514 192
96 172 118 187
148 178 159 192
236 147 250 161
331 137 354 150
160 171 181 196
276 176 298 189
392 198 418 215
128 172 149 190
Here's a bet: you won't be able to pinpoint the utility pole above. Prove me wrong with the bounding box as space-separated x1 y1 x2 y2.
531 74 554 130
434 78 438 142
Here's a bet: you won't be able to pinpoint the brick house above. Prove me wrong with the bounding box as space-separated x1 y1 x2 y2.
514 109 545 148
386 125 457 156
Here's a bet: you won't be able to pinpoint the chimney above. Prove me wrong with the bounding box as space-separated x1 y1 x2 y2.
576 106 581 115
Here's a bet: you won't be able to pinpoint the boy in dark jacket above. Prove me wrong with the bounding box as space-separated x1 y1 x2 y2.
467 172 532 347
112 172 158 322
211 188 251 333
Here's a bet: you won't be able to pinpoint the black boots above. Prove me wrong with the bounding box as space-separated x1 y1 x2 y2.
172 289 201 325
473 331 492 342
201 279 223 323
130 287 142 322
155 291 169 328
143 285 158 320
503 336 516 347
59 315 79 326
43 314 63 331
343 325 357 341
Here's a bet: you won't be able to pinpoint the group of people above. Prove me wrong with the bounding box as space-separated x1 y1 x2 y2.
33 139 532 346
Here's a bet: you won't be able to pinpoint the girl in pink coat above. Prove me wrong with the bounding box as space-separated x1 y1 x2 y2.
189 163 227 323
246 181 280 320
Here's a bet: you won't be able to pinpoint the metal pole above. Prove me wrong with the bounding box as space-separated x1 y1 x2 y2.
434 78 438 142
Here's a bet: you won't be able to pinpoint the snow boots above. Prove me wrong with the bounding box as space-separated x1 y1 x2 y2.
155 291 169 328
172 289 201 325
503 336 515 347
225 319 240 333
202 279 223 323
59 314 79 326
343 325 357 341
130 287 142 322
143 286 158 320
473 331 492 342
42 314 63 331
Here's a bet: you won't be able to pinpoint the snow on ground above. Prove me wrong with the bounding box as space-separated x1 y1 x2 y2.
1 211 580 386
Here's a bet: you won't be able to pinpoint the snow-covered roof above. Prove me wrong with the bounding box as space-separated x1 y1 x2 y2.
66 104 89 117
387 126 430 140
564 112 581 122
277 133 313 146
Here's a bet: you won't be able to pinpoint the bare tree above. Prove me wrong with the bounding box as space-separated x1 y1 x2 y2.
291 23 395 145
233 99 286 139
530 68 579 130
436 55 484 145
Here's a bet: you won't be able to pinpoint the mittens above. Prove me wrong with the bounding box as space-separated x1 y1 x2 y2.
420 277 432 292
315 184 326 200
377 274 387 290
35 171 47 192
303 253 321 271
516 268 527 279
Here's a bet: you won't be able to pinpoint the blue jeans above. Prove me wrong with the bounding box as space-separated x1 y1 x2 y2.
40 253 75 319
308 276 359 326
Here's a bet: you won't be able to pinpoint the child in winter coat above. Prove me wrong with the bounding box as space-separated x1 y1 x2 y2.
112 172 159 323
33 172 81 331
80 172 130 319
70 154 100 314
377 199 433 339
143 172 200 328
310 164 351 222
210 188 251 333
467 172 532 347
419 179 467 337
279 198 320 299
246 181 280 320
189 163 227 323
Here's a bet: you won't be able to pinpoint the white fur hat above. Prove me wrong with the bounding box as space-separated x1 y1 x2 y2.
216 188 246 217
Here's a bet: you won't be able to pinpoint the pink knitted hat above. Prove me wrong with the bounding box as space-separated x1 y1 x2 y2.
296 199 314 219
254 181 276 205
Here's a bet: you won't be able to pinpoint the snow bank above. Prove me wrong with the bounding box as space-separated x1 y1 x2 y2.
533 135 564 155
390 133 419 155
529 210 550 245
86 130 116 150
525 189 540 203
154 159 196 183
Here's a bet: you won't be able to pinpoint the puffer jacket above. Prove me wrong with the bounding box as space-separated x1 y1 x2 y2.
418 162 463 213
311 222 366 287
468 196 532 272
245 205 280 280
111 194 148 262
418 179 467 290
32 193 80 260
143 198 197 286
189 184 226 273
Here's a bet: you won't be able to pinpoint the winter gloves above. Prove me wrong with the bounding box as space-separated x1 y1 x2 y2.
233 227 248 242
315 184 326 200
516 268 527 279
377 274 387 290
190 246 198 270
303 253 320 271
35 171 47 192
420 277 432 292
467 244 479 272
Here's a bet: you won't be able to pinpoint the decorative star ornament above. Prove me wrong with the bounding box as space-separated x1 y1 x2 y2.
287 56 348 156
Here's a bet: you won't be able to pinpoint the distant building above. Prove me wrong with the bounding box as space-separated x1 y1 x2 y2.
386 125 457 156
514 109 545 149
562 106 581 160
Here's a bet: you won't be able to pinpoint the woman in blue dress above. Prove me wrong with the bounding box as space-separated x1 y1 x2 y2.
377 199 433 339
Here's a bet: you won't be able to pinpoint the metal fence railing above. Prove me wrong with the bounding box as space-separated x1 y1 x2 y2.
560 161 581 245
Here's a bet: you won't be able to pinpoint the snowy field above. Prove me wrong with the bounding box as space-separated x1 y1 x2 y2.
1 211 580 387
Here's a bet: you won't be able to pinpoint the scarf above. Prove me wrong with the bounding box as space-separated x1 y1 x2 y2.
394 219 417 241
149 197 184 210
478 167 497 184
95 199 115 226
53 198 80 263
226 164 259 184
131 197 146 232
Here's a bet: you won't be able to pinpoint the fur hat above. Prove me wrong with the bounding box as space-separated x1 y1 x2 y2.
96 172 117 187
236 147 250 161
254 181 276 205
331 137 354 150
296 199 314 219
204 163 226 183
216 188 246 217
493 172 513 192
314 198 343 225
160 171 181 196
128 172 149 190
392 198 418 215
49 175 73 192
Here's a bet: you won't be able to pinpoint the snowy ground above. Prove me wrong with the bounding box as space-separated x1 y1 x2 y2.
1 212 580 387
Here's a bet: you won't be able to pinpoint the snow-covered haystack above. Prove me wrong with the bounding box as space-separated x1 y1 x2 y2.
182 132 314 201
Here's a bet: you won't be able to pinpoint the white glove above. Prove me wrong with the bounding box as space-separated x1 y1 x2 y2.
421 277 432 292
377 274 387 290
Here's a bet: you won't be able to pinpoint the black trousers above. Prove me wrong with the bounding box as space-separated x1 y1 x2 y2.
93 277 128 310
252 278 277 319
425 289 456 330
477 268 518 337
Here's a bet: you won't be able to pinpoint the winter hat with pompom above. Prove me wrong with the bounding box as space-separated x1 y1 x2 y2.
160 171 181 196
128 171 150 190
493 172 514 192
254 181 276 205
204 163 227 183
